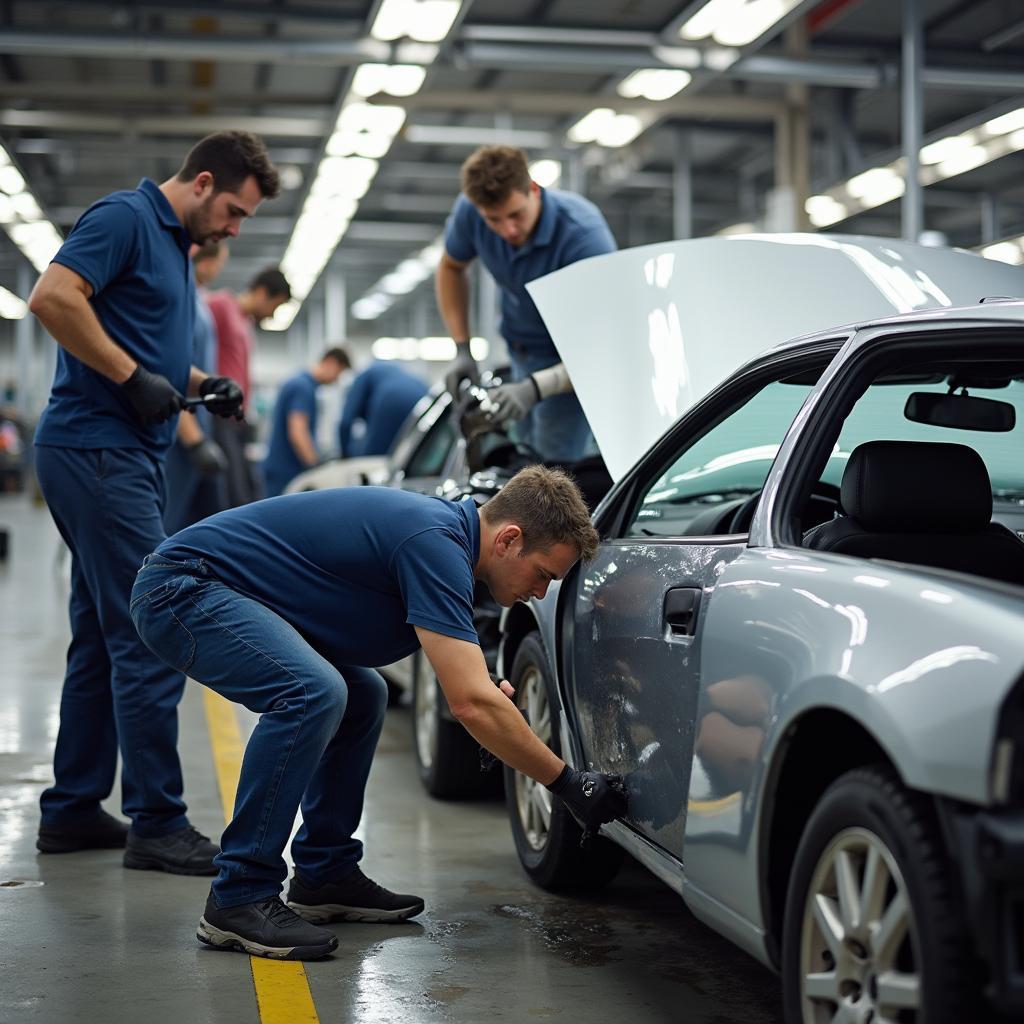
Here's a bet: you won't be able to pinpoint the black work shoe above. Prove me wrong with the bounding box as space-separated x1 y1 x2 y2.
123 825 219 876
197 892 338 960
286 865 424 924
37 809 129 854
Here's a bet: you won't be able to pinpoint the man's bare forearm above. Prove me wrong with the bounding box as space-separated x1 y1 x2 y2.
30 279 136 384
435 260 471 342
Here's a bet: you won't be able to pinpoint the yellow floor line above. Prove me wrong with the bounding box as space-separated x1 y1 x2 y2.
201 688 322 1024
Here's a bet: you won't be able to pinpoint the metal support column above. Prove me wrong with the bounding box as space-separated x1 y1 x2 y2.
672 130 693 240
476 268 499 366
980 194 1000 245
306 293 324 361
14 264 33 418
324 270 346 343
901 0 924 242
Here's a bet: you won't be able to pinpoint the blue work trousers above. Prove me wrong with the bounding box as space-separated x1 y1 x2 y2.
508 347 595 464
163 440 226 535
130 555 389 908
34 445 189 836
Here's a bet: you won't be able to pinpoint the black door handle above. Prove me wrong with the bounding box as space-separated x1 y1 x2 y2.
663 587 701 636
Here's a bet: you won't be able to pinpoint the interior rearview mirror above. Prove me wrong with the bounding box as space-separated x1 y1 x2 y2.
904 391 1016 432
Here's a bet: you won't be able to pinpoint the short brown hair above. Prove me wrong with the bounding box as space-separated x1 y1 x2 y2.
177 131 281 199
322 346 351 368
481 465 599 562
248 266 291 300
460 145 532 207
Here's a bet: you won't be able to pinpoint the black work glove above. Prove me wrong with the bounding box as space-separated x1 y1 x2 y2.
199 375 244 420
546 765 627 835
120 365 185 426
186 437 227 477
444 344 479 399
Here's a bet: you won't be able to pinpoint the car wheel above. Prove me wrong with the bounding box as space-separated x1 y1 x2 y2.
782 765 976 1024
410 652 499 800
503 632 624 890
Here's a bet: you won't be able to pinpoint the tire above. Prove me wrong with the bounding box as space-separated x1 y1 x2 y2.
503 632 624 890
781 765 977 1024
410 651 500 800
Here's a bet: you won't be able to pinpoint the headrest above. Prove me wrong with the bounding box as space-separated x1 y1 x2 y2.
841 440 992 533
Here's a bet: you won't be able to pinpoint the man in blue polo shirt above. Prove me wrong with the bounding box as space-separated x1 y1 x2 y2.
131 466 625 959
30 131 280 874
337 358 429 458
262 347 350 497
436 145 616 463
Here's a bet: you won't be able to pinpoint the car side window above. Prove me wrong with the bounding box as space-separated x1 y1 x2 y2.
404 408 456 479
625 379 815 538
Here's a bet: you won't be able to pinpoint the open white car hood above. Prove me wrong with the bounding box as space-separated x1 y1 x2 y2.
527 233 1024 481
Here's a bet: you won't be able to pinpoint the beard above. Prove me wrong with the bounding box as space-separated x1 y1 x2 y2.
185 194 221 244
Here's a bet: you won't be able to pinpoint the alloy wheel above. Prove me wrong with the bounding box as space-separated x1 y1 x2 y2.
414 664 438 771
800 826 922 1023
514 664 553 851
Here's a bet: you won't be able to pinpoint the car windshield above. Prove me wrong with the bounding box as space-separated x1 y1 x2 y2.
826 378 1024 500
632 379 814 533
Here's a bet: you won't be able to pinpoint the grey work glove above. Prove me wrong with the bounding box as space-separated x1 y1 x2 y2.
484 376 540 428
120 365 186 426
546 765 627 834
186 437 228 477
199 375 245 420
445 344 479 398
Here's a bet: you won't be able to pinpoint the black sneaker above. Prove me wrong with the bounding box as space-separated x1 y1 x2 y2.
123 825 219 876
197 892 338 960
37 809 129 853
286 865 424 924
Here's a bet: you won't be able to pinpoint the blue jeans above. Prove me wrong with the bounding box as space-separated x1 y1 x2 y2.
34 445 189 836
508 348 595 464
130 555 389 908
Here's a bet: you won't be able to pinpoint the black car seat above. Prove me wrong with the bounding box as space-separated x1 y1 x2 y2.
803 439 1024 585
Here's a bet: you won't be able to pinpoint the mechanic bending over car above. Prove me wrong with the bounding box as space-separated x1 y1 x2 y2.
131 465 627 960
436 145 617 463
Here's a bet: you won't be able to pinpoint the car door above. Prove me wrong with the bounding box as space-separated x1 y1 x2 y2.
563 365 823 860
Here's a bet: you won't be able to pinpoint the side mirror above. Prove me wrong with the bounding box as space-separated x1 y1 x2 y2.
904 391 1016 432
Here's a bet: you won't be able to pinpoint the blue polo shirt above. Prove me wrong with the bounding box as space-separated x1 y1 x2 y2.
158 487 481 668
35 178 194 457
263 370 319 497
444 187 616 359
338 361 429 457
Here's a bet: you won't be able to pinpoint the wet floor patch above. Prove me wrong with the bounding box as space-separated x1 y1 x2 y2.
491 903 621 967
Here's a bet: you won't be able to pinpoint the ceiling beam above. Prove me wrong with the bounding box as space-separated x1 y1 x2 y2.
0 109 329 137
0 29 387 65
0 82 332 105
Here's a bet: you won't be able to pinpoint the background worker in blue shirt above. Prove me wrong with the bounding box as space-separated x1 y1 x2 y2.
436 145 616 463
131 466 626 960
337 358 428 458
262 347 350 497
164 240 230 533
30 131 280 874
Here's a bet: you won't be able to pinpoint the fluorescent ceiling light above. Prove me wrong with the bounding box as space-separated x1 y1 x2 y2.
567 108 644 148
0 165 25 194
371 0 462 43
351 63 427 98
529 159 561 187
262 299 300 331
846 166 904 205
936 144 988 179
337 102 406 137
805 194 848 228
650 45 702 69
980 239 1023 266
919 133 976 166
680 0 802 48
617 68 692 101
0 284 27 319
983 107 1024 136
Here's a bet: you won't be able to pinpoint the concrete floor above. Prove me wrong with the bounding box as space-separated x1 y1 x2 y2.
0 492 784 1024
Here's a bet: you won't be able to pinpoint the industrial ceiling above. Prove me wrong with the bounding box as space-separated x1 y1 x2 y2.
0 0 1022 341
